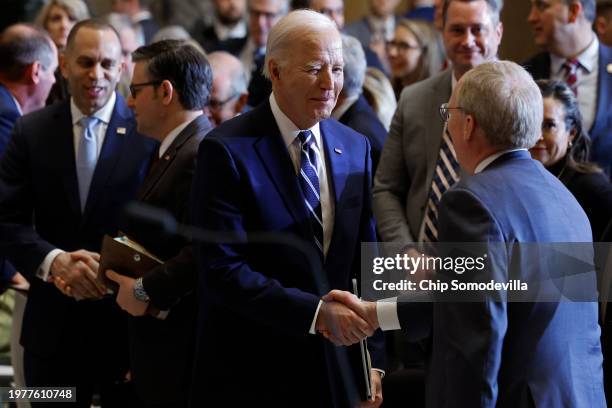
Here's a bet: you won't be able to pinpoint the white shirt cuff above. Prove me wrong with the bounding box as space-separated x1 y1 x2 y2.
36 249 64 282
309 299 323 334
376 297 401 331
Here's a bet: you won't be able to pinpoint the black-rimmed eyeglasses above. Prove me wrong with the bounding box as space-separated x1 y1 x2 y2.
439 102 465 122
129 81 162 98
208 93 241 110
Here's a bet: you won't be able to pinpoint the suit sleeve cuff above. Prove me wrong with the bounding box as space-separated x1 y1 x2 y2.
309 299 323 334
376 297 401 331
37 249 64 282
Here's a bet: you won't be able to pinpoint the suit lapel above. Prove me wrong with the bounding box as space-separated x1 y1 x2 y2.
320 120 348 207
253 103 311 238
591 44 612 139
139 115 211 200
82 95 131 221
55 102 81 219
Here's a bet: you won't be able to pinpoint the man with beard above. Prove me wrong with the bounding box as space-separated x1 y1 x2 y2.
191 0 248 56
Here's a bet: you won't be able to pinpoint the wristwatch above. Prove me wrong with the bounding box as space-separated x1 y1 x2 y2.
133 277 150 303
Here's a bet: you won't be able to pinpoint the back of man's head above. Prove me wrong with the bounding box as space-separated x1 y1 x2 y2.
0 24 56 82
132 39 213 110
340 34 366 98
442 0 503 26
208 51 248 96
456 60 542 149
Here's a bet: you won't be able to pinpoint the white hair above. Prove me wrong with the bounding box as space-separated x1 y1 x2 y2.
263 9 339 79
340 34 366 97
456 60 543 149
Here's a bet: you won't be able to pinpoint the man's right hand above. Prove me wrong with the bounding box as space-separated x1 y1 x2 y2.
315 300 375 346
322 290 380 332
49 250 106 300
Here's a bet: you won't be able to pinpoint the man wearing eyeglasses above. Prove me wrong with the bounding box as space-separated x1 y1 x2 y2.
207 51 249 126
524 0 612 178
104 39 213 407
0 19 155 406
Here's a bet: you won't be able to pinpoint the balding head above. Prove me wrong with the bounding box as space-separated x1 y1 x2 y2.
207 51 248 126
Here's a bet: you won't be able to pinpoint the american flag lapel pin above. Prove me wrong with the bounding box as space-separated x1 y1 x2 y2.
334 147 342 154
607 64 612 74
117 127 127 135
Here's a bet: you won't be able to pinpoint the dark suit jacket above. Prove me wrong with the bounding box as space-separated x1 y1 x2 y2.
190 20 248 56
139 17 159 44
124 115 212 405
247 51 271 107
399 150 605 407
338 94 387 174
0 94 156 373
524 45 612 178
190 101 384 407
0 84 19 292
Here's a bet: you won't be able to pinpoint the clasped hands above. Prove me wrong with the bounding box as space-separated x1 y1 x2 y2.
315 290 378 347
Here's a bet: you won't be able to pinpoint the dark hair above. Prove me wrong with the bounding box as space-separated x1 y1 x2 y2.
536 79 601 174
0 24 55 81
65 19 121 54
132 39 212 110
442 0 503 27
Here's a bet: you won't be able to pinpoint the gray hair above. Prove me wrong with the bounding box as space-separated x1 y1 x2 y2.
0 24 56 80
263 9 338 78
209 51 248 95
35 0 90 29
340 34 366 97
455 60 542 149
443 0 503 27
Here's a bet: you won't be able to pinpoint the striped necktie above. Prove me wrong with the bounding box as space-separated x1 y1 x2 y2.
562 58 580 95
297 130 324 257
420 128 460 242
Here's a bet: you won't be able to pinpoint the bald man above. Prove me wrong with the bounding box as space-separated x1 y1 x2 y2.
206 51 249 126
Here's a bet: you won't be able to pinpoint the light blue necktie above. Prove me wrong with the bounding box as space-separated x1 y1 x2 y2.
76 116 99 211
297 130 324 257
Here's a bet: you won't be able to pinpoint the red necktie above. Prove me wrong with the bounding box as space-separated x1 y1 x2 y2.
562 58 580 95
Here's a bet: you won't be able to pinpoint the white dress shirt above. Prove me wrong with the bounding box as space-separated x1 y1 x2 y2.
213 18 247 41
37 93 117 281
550 35 599 132
159 118 193 158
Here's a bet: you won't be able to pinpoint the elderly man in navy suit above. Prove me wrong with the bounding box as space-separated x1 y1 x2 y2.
524 0 612 178
191 9 385 407
0 20 155 407
326 61 606 407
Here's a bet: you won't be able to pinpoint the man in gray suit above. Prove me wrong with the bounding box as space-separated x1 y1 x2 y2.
373 0 503 244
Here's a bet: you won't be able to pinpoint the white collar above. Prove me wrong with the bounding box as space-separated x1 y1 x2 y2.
269 93 321 150
70 91 116 125
474 148 526 174
158 117 196 158
551 35 599 74
213 18 247 40
132 10 152 23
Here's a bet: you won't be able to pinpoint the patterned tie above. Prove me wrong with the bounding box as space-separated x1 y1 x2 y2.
562 58 580 95
297 130 324 256
420 127 460 242
76 116 99 211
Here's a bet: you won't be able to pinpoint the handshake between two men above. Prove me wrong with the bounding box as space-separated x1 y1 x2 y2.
315 290 379 347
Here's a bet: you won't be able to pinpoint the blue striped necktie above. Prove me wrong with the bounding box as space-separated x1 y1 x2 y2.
297 130 324 256
421 128 460 242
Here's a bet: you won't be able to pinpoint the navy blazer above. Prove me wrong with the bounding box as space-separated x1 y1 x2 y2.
0 94 156 357
191 101 384 407
0 84 19 291
338 94 387 174
399 151 605 407
524 45 612 178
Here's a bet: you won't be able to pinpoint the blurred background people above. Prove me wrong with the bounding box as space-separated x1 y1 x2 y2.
206 51 249 126
404 0 435 22
529 79 612 241
387 18 444 99
332 34 387 173
596 0 612 46
111 0 159 44
191 0 248 55
35 0 90 105
103 12 139 98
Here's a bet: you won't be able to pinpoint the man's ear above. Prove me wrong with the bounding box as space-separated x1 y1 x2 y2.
160 79 174 105
268 59 281 82
464 114 475 142
234 93 249 115
59 52 68 80
27 61 42 85
568 0 583 23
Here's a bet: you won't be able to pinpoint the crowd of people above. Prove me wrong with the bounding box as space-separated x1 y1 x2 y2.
0 0 611 407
